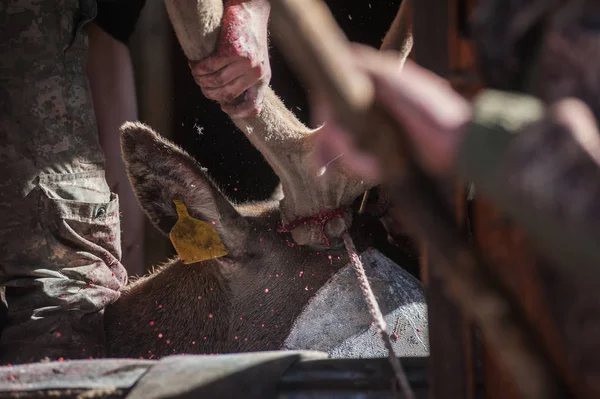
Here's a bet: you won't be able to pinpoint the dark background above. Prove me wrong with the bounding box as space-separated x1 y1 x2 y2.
171 0 403 202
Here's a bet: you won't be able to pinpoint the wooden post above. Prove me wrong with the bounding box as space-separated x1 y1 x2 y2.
413 0 477 397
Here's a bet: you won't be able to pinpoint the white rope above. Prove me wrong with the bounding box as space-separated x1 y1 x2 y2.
342 232 416 399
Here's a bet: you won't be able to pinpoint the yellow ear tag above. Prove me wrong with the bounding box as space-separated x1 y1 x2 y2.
169 200 228 264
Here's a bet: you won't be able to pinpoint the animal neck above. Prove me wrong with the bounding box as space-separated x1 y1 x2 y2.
232 89 371 247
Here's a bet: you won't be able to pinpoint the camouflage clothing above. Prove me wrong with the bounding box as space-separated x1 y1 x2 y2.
0 0 127 363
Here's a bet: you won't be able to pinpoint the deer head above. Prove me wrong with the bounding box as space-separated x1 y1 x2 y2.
105 122 425 359
105 121 359 357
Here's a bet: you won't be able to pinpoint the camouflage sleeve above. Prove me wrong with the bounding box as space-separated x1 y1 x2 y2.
456 89 600 277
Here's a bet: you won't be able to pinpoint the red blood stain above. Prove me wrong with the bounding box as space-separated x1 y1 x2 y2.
55 332 61 338
166 340 171 344
149 321 154 326
192 341 196 345
208 314 213 319
197 296 202 300
58 357 64 362
298 271 304 277
234 336 238 340
240 317 243 320
158 333 163 338
261 324 265 327
264 288 269 293
278 207 347 247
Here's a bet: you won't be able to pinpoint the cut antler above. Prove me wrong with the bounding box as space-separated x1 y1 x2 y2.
164 0 370 247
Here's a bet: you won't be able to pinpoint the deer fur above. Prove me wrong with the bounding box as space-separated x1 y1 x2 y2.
104 122 427 358
103 1 427 359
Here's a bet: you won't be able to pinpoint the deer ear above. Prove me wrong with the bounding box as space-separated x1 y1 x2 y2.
120 122 248 254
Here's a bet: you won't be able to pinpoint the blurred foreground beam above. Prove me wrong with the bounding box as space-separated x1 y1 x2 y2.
266 1 565 398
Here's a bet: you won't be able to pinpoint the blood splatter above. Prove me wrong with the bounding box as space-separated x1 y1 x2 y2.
149 321 155 326
278 207 347 247
158 333 163 338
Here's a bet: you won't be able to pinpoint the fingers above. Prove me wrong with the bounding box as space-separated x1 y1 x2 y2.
191 59 251 89
221 83 267 119
201 68 261 103
189 53 237 76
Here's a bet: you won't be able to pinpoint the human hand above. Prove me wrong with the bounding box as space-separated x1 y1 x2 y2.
311 44 473 180
189 0 271 118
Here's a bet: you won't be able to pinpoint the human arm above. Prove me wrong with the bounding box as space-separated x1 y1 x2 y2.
188 0 271 118
86 18 146 276
311 45 600 275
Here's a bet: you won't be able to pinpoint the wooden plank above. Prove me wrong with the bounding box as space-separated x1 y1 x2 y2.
414 1 475 398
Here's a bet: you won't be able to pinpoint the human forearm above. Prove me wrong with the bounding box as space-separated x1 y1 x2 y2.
86 22 146 276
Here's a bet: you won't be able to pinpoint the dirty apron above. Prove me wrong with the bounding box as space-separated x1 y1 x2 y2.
0 0 127 363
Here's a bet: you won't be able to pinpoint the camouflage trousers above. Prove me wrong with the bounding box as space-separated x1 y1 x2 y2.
0 0 127 363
